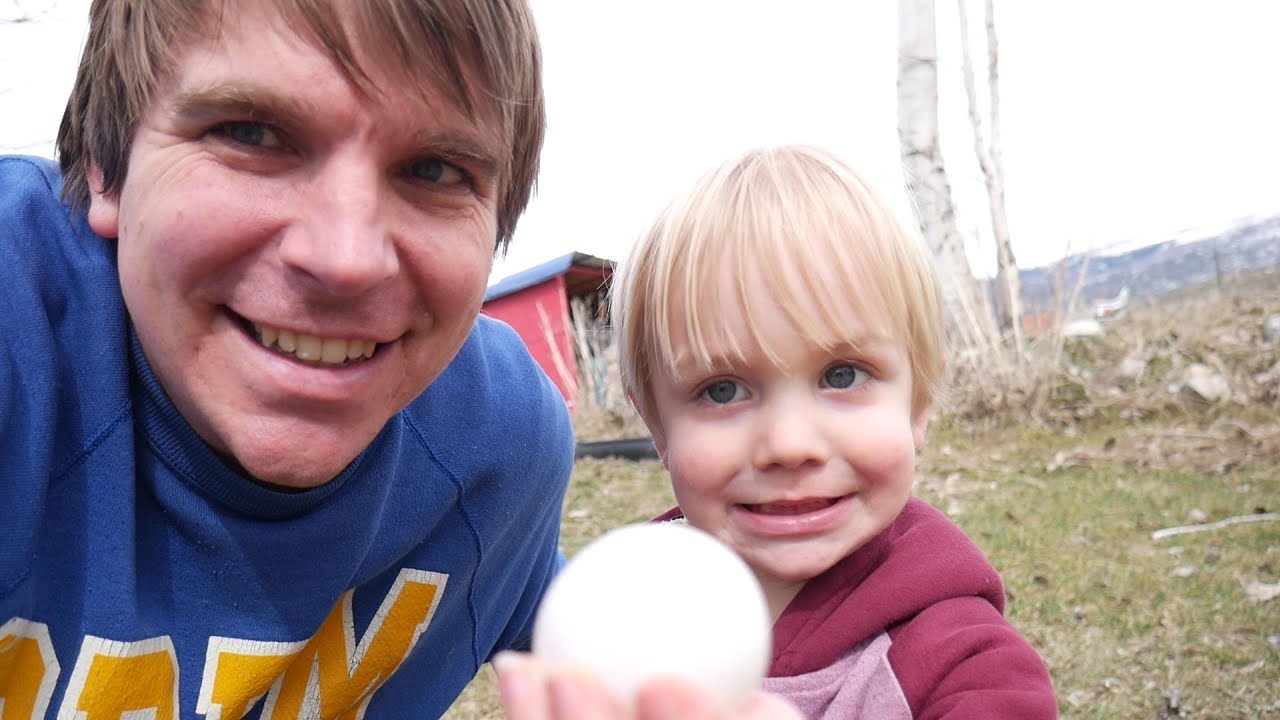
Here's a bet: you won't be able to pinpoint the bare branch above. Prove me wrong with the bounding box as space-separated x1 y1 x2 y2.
957 0 1023 352
1151 513 1279 541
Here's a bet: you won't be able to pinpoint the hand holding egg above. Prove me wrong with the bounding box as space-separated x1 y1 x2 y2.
531 522 772 711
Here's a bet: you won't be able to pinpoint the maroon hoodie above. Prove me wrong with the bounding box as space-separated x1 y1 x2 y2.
657 498 1057 718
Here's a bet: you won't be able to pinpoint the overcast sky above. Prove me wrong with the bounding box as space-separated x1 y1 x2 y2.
4 1 1278 282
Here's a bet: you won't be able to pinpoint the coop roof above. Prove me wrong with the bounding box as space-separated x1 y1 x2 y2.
484 251 613 302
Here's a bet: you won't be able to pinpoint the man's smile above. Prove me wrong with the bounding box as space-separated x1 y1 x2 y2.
246 318 380 368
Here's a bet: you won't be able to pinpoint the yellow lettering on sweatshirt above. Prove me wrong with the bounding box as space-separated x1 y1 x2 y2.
3 567 448 719
0 619 60 719
59 636 179 720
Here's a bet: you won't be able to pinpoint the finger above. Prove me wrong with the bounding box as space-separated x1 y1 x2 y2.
634 680 803 720
633 678 719 720
740 690 804 720
548 670 627 719
494 651 549 720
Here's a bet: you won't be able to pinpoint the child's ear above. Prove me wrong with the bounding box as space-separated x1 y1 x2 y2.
626 388 668 465
912 407 930 451
86 159 120 239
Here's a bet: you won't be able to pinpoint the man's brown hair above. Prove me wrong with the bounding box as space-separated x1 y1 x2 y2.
56 0 545 250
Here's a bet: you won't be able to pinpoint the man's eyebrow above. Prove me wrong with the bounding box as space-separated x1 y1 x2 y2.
169 85 314 126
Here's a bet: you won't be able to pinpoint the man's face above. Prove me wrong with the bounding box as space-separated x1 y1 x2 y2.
87 0 503 487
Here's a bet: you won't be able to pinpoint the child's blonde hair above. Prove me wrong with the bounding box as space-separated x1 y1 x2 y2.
610 145 946 426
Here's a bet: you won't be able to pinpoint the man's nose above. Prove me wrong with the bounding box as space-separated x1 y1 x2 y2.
278 160 400 297
752 396 830 471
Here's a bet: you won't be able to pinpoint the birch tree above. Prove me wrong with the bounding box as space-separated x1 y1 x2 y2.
897 0 997 353
957 0 1024 350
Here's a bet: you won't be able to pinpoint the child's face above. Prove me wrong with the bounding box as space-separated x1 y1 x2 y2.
648 262 928 611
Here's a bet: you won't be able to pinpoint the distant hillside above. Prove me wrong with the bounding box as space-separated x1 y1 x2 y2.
1015 213 1280 314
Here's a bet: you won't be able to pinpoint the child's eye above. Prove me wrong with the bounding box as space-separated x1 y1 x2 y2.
823 364 868 390
408 158 468 187
701 380 744 404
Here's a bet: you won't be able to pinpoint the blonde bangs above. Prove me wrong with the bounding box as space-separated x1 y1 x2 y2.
614 145 947 422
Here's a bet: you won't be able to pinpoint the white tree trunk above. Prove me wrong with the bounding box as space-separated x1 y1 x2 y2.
956 0 1023 350
897 0 997 353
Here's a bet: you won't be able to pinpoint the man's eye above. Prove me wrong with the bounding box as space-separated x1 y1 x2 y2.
702 380 742 404
215 121 277 148
408 158 467 186
824 364 868 389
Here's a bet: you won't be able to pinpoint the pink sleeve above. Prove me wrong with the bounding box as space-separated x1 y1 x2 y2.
888 596 1058 718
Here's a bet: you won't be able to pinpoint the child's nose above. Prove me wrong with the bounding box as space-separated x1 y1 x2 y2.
752 399 830 470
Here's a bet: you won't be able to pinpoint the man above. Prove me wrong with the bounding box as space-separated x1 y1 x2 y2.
1 0 571 715
1 1 802 716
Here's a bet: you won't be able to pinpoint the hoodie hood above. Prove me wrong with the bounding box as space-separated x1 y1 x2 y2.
768 497 1005 676
655 497 1006 678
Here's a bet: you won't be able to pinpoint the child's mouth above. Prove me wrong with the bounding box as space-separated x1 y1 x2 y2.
743 498 840 516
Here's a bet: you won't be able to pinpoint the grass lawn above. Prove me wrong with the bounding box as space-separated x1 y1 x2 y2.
445 417 1278 718
918 420 1278 718
447 275 1279 718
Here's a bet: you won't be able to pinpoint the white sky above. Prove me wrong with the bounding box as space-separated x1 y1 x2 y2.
4 1 1278 281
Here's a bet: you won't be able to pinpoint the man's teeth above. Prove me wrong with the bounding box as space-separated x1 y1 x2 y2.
255 324 376 366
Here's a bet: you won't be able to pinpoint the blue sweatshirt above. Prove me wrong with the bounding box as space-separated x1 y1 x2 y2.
0 155 574 718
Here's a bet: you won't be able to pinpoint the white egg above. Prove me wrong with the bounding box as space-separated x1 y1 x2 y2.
532 522 771 710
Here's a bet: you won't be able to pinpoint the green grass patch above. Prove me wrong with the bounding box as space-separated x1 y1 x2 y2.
915 426 1278 718
447 424 1278 718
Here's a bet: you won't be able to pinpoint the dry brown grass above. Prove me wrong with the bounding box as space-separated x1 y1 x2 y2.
946 267 1280 434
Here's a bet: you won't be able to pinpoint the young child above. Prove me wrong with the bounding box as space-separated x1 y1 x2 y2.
609 145 1058 718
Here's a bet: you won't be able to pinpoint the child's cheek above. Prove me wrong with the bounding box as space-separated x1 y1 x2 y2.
848 415 920 478
665 450 733 504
